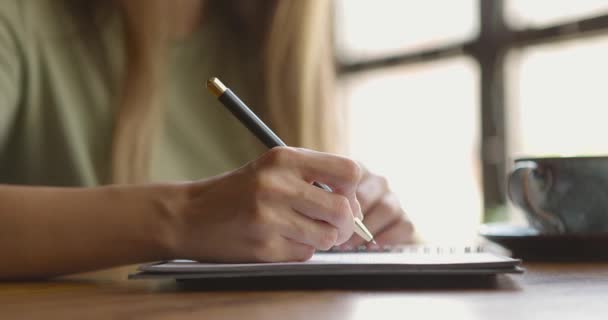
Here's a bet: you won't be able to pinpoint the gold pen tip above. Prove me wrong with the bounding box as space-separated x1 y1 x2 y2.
206 77 227 97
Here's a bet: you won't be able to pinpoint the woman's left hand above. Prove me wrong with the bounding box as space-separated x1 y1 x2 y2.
340 165 416 248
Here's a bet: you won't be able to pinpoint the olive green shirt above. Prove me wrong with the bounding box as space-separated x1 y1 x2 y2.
0 1 263 186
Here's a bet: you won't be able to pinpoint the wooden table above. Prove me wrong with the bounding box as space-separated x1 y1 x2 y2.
1 263 607 319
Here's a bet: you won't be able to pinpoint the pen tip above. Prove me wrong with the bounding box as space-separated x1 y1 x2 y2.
206 77 227 97
371 240 377 245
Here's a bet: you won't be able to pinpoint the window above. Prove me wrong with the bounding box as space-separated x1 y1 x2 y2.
506 0 608 28
335 1 608 239
342 58 481 242
507 35 608 157
335 1 481 242
335 0 478 62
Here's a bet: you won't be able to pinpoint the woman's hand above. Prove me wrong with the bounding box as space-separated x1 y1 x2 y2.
340 165 415 248
170 147 363 263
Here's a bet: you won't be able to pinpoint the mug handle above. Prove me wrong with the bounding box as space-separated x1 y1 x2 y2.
507 162 566 233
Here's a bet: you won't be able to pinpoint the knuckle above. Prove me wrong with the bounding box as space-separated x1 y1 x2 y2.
341 158 362 184
378 175 390 191
375 198 392 214
331 196 352 223
247 209 271 236
252 171 288 199
250 238 275 262
379 194 402 217
294 246 315 262
303 246 316 260
317 228 339 250
245 201 276 231
261 146 297 167
402 218 415 234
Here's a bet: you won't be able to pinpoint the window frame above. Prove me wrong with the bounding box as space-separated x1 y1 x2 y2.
336 0 608 215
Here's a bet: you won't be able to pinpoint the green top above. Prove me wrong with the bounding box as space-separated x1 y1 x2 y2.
0 1 263 186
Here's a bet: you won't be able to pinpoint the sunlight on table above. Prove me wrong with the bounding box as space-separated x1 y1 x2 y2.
350 296 479 320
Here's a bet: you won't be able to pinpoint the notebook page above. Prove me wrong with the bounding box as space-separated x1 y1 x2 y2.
141 250 519 273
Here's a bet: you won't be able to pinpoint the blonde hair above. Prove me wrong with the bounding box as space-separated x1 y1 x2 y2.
263 1 342 154
71 0 342 184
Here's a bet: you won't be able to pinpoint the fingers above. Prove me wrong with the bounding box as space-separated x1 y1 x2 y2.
373 219 416 245
250 235 316 262
289 148 364 220
253 146 363 221
251 178 349 251
294 148 362 195
356 172 390 213
279 238 316 262
281 212 340 251
343 193 409 247
248 147 366 253
288 180 355 244
256 147 362 196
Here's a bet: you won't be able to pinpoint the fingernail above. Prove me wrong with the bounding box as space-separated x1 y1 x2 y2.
354 202 363 220
353 198 364 220
356 209 364 220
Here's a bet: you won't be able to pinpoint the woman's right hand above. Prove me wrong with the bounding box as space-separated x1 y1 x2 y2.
169 147 363 263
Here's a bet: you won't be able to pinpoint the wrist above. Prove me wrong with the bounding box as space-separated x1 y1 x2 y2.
126 182 190 262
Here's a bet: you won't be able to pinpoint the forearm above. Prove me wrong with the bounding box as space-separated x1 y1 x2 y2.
0 183 182 280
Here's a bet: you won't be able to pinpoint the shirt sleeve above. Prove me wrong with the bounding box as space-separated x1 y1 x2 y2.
0 2 22 149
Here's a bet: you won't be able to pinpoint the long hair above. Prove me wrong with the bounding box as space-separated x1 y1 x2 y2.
68 0 341 184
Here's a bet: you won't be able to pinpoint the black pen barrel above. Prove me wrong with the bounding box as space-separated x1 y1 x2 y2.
218 89 286 149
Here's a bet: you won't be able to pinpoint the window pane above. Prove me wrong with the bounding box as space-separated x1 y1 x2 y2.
341 57 481 243
507 36 608 157
335 0 479 63
506 0 608 29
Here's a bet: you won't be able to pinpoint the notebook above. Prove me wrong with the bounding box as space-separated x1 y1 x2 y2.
129 245 523 281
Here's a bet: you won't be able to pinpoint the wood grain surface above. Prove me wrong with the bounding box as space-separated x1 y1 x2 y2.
1 263 607 320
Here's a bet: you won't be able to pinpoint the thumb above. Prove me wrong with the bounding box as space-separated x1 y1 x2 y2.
350 194 364 220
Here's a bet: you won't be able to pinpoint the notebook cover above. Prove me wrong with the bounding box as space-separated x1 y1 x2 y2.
129 247 522 280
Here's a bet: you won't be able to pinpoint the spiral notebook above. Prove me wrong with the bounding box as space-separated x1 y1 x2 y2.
129 245 523 281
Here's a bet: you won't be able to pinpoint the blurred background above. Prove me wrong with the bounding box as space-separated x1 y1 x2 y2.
334 0 608 243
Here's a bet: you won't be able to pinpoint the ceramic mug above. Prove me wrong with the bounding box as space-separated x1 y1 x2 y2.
507 156 608 234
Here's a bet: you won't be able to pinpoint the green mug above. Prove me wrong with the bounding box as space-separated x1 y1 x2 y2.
507 156 608 234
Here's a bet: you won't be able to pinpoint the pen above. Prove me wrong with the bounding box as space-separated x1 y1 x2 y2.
206 77 376 244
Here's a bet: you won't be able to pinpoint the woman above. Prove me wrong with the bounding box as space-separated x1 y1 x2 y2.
0 0 414 279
